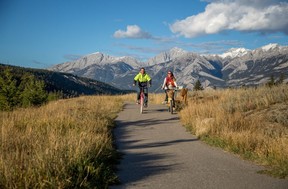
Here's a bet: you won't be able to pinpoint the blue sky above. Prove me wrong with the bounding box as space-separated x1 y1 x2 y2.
1 0 288 68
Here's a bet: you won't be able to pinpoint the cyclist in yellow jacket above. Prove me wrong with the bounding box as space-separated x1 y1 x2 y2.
133 67 152 107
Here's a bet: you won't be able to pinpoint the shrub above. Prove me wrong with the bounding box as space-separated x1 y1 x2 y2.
0 69 49 110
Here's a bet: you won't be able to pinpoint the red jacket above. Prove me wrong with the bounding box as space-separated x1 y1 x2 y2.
165 76 176 87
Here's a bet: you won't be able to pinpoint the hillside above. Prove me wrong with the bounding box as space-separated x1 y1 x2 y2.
0 63 130 98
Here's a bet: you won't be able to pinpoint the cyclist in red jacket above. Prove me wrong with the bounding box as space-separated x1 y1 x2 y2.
161 71 177 104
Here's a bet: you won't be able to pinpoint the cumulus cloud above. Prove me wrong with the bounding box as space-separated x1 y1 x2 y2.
113 25 152 39
170 0 288 37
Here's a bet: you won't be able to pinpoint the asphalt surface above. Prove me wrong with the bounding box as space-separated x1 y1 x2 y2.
111 102 288 189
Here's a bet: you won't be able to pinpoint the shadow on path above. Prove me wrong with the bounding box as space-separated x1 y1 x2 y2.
115 117 179 127
111 103 288 189
112 115 198 187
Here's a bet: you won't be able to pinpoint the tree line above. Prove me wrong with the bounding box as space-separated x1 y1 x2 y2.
193 73 286 91
0 68 59 111
266 73 286 87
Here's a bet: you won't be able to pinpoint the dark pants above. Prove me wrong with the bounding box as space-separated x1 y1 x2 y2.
137 87 148 104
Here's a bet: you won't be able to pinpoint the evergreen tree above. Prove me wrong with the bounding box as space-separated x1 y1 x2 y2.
20 74 48 107
0 69 21 110
193 80 204 91
48 91 63 101
267 75 275 87
0 69 49 111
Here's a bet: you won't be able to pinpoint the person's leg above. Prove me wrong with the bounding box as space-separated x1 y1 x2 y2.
165 90 168 101
136 89 140 104
144 92 148 105
162 90 168 104
172 90 175 107
143 87 148 106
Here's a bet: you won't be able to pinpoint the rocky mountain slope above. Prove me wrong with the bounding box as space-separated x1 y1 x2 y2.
0 64 128 98
49 43 288 92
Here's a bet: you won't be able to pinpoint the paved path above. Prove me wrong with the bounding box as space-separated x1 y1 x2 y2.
111 103 288 189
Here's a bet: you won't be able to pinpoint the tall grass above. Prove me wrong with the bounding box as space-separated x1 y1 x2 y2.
179 85 288 178
0 95 123 188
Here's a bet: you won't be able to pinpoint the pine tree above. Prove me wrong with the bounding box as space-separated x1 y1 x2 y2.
193 80 204 91
0 68 21 110
20 74 48 107
267 75 275 87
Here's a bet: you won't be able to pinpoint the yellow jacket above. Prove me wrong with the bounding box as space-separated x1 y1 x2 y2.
134 73 152 87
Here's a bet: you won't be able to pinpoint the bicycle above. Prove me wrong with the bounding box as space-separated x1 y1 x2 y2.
166 86 182 114
139 86 148 114
167 88 175 114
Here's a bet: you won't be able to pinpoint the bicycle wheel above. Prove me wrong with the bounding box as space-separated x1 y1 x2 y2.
140 93 144 114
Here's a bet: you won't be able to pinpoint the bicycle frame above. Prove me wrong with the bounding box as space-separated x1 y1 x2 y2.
166 88 177 114
139 87 147 114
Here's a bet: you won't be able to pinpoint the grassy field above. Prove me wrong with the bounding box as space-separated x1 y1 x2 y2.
0 96 123 188
0 91 166 188
179 84 288 178
1 85 287 188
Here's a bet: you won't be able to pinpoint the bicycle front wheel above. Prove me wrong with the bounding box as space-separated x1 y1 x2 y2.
140 94 144 114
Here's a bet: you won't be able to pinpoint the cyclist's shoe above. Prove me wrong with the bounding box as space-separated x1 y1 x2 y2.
136 100 140 104
144 103 148 108
162 101 168 104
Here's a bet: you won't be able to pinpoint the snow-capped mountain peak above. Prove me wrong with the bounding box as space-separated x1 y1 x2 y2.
146 47 188 66
261 43 279 51
169 47 187 54
219 48 250 59
49 43 288 91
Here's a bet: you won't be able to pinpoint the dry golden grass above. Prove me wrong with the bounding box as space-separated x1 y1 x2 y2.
179 85 288 178
3 85 286 188
0 95 123 188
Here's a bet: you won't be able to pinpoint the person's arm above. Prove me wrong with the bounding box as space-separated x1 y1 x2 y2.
133 73 139 85
145 74 152 86
162 78 167 89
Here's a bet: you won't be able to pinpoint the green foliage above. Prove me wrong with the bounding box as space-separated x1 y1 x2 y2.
0 69 21 110
0 63 127 100
193 79 204 91
0 68 48 110
48 91 63 101
20 74 48 107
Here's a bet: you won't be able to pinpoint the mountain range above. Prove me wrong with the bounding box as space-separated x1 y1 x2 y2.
0 64 129 98
50 43 288 92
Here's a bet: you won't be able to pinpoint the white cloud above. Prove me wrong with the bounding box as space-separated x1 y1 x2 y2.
113 25 152 39
170 0 288 38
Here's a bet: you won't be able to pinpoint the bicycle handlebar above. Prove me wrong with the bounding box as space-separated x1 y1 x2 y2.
164 87 180 91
